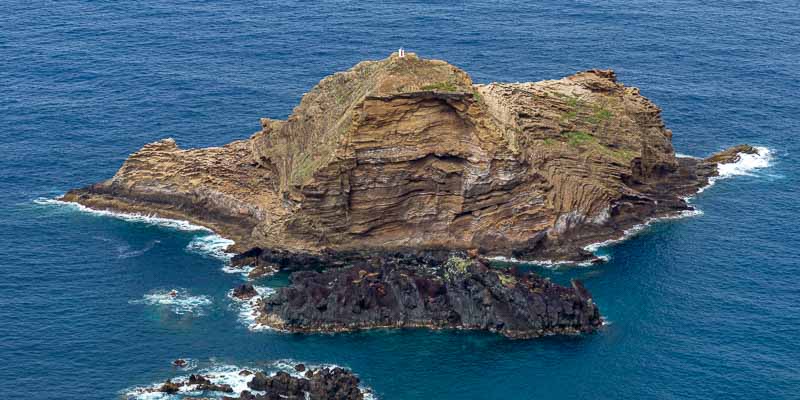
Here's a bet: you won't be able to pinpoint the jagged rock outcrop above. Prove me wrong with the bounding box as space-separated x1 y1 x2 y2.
243 368 363 400
232 283 258 300
256 253 601 339
63 51 751 263
139 366 365 400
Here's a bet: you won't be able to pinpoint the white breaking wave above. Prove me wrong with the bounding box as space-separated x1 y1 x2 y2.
130 289 213 315
33 197 212 232
584 147 773 255
675 153 700 159
583 208 704 255
227 286 276 331
186 234 235 261
698 146 773 193
34 197 237 262
487 255 601 268
123 361 377 399
222 263 255 279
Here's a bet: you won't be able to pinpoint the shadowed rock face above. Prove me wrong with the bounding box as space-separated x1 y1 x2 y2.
62 52 749 262
256 253 601 339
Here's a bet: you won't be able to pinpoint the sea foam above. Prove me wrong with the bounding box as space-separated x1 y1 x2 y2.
130 289 213 315
227 286 276 331
186 234 235 261
584 146 773 255
698 146 773 193
33 197 212 232
34 197 236 264
123 360 377 399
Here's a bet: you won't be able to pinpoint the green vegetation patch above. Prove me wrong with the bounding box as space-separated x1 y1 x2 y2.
498 273 517 288
564 131 595 146
444 256 472 279
472 90 483 103
560 130 638 164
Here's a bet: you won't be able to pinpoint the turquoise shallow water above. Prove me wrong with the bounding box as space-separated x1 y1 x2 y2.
1 1 799 399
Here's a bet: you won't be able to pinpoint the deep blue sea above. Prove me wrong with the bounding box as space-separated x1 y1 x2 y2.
2 1 798 399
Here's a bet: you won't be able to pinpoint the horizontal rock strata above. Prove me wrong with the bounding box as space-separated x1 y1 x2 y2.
63 52 753 263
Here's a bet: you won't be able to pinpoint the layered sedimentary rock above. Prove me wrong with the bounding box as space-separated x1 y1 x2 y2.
63 52 749 262
257 253 601 338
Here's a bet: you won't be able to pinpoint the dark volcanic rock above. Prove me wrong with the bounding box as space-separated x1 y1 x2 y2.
188 374 234 393
258 254 602 338
232 283 258 300
159 379 182 394
243 368 363 400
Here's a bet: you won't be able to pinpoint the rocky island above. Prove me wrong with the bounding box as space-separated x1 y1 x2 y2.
135 364 367 400
63 52 755 338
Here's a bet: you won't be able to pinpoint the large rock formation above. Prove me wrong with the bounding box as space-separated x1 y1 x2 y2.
63 52 750 262
137 365 365 400
257 253 601 338
63 52 757 338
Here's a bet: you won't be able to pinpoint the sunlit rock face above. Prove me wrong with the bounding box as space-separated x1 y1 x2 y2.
64 52 749 262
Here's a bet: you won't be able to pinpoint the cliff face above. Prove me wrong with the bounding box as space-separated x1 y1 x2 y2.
64 52 747 261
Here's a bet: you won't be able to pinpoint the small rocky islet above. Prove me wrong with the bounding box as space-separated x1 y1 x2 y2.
138 364 366 400
64 52 756 339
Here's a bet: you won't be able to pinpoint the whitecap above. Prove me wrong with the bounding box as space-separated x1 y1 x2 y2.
221 263 255 279
227 286 276 331
130 289 212 315
582 208 704 255
584 147 772 257
35 197 237 262
185 234 235 261
675 153 700 159
487 255 601 268
33 197 212 232
123 361 377 399
697 146 773 194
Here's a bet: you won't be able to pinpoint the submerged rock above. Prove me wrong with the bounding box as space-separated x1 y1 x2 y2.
257 254 601 339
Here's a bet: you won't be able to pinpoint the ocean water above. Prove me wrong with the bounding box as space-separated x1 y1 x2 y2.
1 1 799 399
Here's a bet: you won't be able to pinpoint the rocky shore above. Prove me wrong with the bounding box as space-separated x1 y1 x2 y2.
258 252 601 338
134 364 366 400
62 52 758 337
